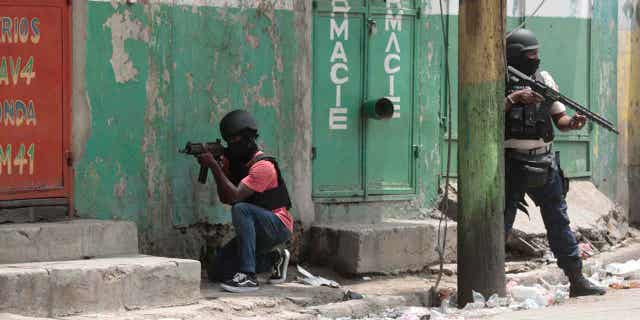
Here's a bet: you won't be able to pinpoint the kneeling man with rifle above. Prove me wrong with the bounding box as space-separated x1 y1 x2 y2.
185 109 292 293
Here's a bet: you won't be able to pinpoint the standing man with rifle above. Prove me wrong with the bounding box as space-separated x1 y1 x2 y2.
503 28 611 297
194 109 293 293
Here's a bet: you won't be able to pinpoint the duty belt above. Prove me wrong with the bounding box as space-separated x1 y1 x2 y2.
507 144 552 156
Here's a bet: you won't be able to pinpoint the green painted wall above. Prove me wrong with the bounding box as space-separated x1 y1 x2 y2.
590 0 619 198
72 1 622 249
75 2 303 247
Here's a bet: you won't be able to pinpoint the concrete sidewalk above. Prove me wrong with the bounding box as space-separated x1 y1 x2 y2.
58 266 454 320
4 238 639 320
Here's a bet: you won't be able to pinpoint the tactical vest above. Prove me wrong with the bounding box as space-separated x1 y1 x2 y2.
505 72 555 142
228 154 292 211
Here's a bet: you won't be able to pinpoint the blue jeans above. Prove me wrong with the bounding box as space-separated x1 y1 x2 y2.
504 153 581 273
211 202 291 281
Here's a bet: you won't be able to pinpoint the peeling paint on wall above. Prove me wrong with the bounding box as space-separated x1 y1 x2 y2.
92 0 295 10
291 0 313 225
104 10 150 83
75 0 304 260
114 176 127 198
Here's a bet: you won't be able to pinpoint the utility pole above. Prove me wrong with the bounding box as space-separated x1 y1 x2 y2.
457 0 506 306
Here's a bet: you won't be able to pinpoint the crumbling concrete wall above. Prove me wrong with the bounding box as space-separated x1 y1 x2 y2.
72 0 312 261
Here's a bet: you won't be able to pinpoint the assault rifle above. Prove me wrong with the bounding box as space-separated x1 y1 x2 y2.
507 66 619 135
179 140 225 184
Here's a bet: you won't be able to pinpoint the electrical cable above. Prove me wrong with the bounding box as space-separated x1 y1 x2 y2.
506 0 547 37
432 0 453 294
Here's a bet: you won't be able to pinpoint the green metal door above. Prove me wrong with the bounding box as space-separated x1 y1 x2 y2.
312 0 419 199
312 1 366 197
365 1 418 195
527 17 592 177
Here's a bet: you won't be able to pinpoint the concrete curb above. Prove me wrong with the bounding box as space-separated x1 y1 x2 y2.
302 295 408 319
0 314 54 320
0 255 201 317
0 220 139 264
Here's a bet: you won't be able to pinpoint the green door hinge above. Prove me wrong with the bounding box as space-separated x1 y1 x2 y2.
312 0 318 9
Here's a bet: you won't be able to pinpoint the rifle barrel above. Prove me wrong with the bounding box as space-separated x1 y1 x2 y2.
507 67 619 135
557 96 619 134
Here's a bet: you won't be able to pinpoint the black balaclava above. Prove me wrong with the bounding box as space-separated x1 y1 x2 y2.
510 54 540 76
226 130 258 164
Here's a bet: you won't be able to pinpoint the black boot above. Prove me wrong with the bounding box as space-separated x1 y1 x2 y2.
568 271 606 297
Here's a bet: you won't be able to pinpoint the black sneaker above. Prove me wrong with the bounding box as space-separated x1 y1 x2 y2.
220 272 259 293
269 248 290 284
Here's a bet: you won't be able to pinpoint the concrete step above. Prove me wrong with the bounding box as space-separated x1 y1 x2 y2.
309 219 457 274
0 255 201 317
0 219 138 264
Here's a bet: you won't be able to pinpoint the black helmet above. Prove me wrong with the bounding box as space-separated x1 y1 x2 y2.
219 109 258 141
506 28 539 61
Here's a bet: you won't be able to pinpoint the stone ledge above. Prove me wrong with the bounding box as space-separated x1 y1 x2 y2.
0 255 201 317
0 219 139 264
305 295 407 319
309 219 457 274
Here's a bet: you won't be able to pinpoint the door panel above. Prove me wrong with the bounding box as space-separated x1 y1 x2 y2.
528 17 592 177
0 1 71 201
312 13 366 197
365 14 416 194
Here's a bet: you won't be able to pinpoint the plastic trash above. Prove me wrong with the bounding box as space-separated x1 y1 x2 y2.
429 309 447 320
606 276 626 287
439 298 450 314
550 287 570 304
296 265 340 288
463 301 485 310
508 298 541 310
606 259 640 279
486 293 510 308
472 290 486 305
610 279 640 289
509 284 552 307
398 307 430 320
506 279 519 291
522 298 541 309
